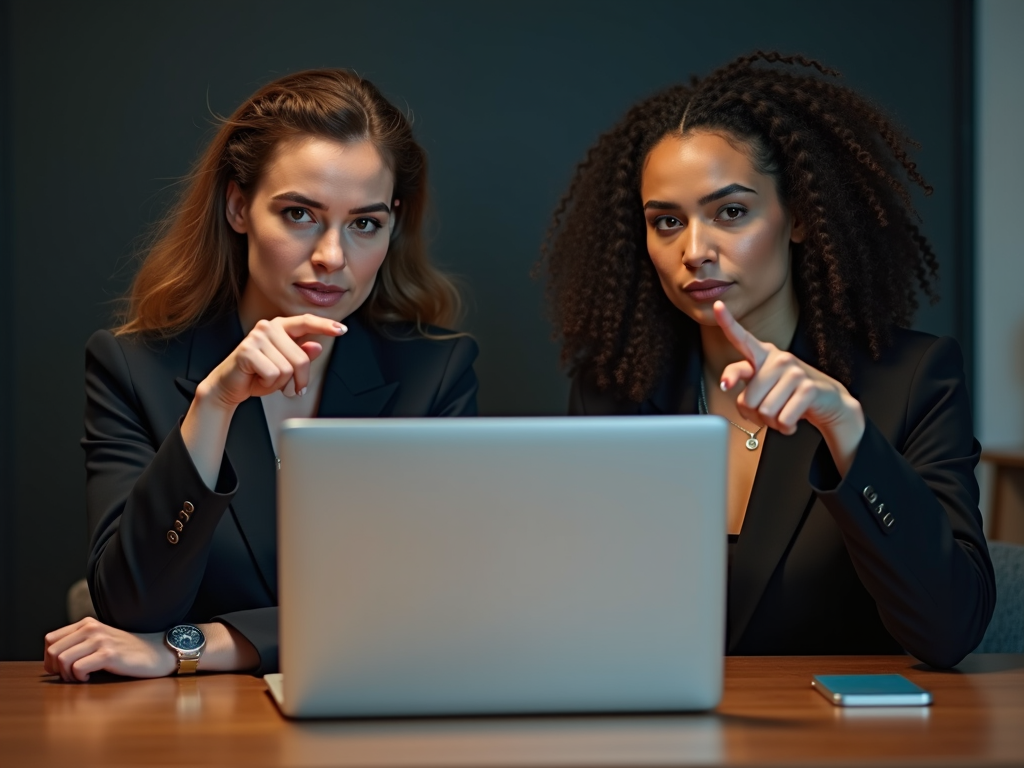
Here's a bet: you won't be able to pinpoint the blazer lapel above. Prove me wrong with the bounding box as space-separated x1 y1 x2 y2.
317 314 399 417
175 314 281 599
726 322 823 651
223 396 280 598
726 421 821 650
169 313 399 600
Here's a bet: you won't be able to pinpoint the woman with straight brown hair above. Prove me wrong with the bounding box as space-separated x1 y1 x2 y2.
43 69 478 681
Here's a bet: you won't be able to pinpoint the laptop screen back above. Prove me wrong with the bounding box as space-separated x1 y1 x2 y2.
277 416 728 717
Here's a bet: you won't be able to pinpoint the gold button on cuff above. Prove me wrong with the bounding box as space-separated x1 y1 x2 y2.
179 509 190 523
183 501 195 514
167 530 180 545
174 520 184 533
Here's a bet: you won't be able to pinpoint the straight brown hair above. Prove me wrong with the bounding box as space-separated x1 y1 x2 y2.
116 69 461 336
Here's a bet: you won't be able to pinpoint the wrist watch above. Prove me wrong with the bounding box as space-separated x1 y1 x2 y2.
164 624 206 674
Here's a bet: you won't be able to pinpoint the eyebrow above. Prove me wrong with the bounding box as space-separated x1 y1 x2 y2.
272 192 326 209
697 183 757 206
271 193 392 215
643 184 758 212
348 202 392 215
642 200 680 211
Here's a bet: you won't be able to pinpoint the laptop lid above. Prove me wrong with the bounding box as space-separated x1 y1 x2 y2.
276 416 727 717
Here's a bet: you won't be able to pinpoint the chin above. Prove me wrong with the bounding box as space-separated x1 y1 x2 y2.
671 297 717 327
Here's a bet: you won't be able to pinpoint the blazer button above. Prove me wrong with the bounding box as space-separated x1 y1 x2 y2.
167 530 180 545
183 501 195 514
862 486 878 505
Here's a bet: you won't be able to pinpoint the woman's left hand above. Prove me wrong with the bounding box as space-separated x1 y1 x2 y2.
714 301 865 475
43 617 176 682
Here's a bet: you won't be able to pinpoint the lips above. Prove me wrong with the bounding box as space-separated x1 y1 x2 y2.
684 279 733 303
295 282 348 308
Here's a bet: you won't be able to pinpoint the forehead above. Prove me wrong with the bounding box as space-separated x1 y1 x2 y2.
258 135 394 199
641 132 765 196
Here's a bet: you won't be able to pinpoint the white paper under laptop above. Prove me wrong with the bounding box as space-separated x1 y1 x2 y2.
267 416 727 718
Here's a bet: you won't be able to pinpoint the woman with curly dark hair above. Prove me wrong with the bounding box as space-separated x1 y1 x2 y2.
542 52 994 668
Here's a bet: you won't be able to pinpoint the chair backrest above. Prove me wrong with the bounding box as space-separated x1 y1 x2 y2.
973 541 1024 653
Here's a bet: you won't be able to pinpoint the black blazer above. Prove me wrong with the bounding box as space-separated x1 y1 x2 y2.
84 312 478 674
570 324 995 668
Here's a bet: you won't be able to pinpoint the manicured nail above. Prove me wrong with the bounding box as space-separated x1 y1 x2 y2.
298 387 307 397
720 381 729 392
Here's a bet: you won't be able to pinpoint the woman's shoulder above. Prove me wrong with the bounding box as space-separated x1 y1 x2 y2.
85 325 197 386
850 326 970 427
361 320 479 378
366 320 478 354
865 326 966 377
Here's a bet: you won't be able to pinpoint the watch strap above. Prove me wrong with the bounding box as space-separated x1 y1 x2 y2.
176 657 200 674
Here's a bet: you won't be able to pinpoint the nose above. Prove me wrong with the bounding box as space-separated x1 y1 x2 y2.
311 228 346 272
680 219 717 269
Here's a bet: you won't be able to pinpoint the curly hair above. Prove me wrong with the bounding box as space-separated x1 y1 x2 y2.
541 51 939 402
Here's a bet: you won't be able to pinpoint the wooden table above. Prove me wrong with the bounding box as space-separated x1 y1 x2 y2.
3 655 1022 767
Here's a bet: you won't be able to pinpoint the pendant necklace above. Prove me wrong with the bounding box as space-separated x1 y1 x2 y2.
698 375 764 451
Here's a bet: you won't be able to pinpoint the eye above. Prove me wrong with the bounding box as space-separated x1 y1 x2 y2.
717 205 747 222
283 207 314 224
350 217 383 234
653 216 683 231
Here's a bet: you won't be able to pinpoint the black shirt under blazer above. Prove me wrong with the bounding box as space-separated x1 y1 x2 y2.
84 312 479 675
569 324 995 668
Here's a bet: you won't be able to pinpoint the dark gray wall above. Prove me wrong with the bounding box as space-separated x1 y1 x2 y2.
3 0 970 658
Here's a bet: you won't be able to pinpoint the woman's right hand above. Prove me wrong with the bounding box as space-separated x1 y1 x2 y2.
181 314 345 488
198 314 346 411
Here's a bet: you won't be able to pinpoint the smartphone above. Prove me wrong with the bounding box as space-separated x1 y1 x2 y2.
811 674 932 706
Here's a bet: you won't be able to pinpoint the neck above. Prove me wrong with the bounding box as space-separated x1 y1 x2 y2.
699 286 799 379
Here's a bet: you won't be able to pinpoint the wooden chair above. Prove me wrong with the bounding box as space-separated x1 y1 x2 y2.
982 449 1024 545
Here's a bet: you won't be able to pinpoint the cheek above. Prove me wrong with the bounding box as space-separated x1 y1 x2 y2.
248 225 303 276
349 239 391 286
646 232 677 276
729 226 788 278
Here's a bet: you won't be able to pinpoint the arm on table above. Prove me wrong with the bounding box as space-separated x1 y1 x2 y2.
811 336 995 668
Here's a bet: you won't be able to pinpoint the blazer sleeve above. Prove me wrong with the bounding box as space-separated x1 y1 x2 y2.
84 330 240 632
212 607 278 675
810 335 995 668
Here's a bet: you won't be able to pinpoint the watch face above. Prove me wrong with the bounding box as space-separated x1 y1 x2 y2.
167 625 205 652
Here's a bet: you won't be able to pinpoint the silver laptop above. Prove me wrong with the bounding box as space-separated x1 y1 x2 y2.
266 416 727 718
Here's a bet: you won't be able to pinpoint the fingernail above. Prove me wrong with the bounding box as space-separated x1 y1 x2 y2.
720 381 728 392
299 387 307 397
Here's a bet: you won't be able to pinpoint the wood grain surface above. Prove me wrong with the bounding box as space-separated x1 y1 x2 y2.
2 655 1022 767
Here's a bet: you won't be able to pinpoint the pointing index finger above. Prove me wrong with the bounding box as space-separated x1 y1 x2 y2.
279 314 347 339
713 301 768 370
